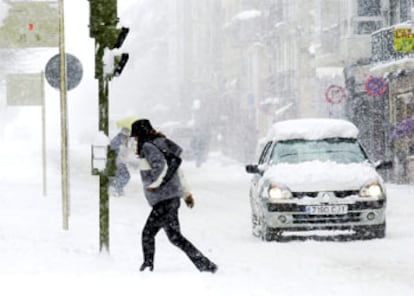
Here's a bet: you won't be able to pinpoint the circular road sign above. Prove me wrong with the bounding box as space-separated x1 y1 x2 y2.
365 76 387 97
325 84 346 104
45 53 83 91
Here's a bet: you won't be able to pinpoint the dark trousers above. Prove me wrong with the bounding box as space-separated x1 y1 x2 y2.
142 197 213 271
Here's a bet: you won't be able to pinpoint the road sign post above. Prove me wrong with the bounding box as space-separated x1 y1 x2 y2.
1 0 70 231
325 85 346 105
6 73 47 197
365 76 387 97
57 0 69 231
0 1 59 48
45 53 83 91
89 0 130 252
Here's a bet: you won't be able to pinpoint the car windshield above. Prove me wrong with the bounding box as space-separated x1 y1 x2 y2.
269 138 368 164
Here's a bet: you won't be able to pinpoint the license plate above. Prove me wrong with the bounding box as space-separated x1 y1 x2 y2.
306 205 348 215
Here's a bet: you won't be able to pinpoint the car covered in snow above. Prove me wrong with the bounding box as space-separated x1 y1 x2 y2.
245 118 391 241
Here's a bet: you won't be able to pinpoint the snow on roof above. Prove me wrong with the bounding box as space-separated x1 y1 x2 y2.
267 118 359 141
231 10 262 22
316 67 344 78
274 102 293 117
260 97 281 105
370 56 414 74
393 22 413 29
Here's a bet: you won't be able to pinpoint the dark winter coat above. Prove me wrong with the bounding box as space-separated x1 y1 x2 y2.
138 137 184 206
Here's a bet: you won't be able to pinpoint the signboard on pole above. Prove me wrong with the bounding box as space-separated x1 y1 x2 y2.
0 1 59 48
325 85 346 104
45 53 83 90
365 76 387 97
394 27 414 53
6 72 48 197
6 73 43 106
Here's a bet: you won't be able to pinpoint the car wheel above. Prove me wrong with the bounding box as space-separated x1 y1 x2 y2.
259 216 275 242
354 222 386 239
261 226 273 242
272 229 284 242
371 222 386 238
251 213 260 238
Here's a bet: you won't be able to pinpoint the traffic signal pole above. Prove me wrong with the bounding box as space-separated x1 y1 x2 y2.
96 44 110 252
89 0 129 252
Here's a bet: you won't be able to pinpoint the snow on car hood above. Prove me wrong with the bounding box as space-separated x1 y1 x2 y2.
262 160 381 192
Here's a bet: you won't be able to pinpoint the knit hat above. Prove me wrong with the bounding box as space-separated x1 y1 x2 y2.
130 119 155 138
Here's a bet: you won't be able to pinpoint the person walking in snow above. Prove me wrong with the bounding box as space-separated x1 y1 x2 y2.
130 118 217 273
109 127 131 196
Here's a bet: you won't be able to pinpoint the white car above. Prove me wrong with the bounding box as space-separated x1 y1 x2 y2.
246 118 391 241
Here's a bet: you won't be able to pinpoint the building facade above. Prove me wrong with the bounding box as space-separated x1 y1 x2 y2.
170 0 414 176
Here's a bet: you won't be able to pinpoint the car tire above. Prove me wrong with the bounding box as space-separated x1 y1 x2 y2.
259 217 284 241
354 222 386 239
272 229 284 242
261 226 274 242
372 222 386 239
251 213 260 238
259 216 272 241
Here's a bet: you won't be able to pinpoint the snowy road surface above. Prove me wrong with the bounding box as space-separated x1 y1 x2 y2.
0 145 413 296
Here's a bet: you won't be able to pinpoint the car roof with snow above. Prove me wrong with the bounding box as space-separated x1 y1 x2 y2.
266 118 359 141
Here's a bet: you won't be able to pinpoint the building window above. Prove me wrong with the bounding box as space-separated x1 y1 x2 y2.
390 0 412 24
357 0 381 16
353 0 383 34
400 0 411 21
356 19 383 34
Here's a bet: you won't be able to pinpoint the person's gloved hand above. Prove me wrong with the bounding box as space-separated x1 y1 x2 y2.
146 187 157 192
184 193 194 208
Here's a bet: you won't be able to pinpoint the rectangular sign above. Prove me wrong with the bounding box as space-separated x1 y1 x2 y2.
394 27 414 53
0 1 58 48
7 73 44 106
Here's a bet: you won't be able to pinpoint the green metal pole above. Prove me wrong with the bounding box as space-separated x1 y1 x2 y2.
99 170 109 252
96 44 110 252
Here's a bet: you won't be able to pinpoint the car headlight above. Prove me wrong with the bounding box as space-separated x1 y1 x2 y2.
359 182 384 199
267 183 292 201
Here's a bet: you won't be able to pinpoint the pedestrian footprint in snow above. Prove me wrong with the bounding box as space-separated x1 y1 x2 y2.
131 119 217 273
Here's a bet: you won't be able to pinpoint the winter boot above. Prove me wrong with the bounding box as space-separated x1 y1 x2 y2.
199 261 218 273
140 261 154 272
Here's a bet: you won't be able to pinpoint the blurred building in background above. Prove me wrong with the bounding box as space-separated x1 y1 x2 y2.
2 0 414 181
167 0 414 183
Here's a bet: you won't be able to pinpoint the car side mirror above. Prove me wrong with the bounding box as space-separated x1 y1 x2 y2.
245 164 262 174
375 160 393 170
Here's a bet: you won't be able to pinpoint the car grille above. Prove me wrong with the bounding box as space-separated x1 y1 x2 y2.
292 213 361 224
292 190 359 198
267 200 385 225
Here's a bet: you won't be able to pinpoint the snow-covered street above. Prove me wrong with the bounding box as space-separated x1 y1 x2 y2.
1 141 414 296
